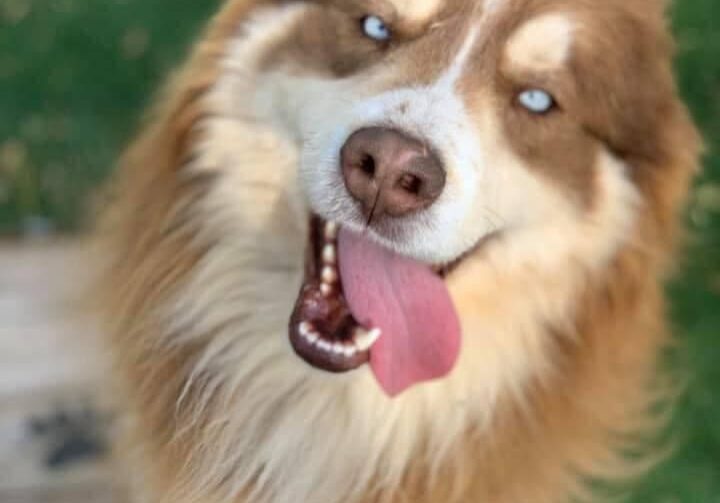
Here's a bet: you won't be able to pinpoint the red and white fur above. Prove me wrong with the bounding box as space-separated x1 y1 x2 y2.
97 1 701 502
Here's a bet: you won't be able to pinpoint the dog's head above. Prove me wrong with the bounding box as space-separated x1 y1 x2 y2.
110 2 702 499
199 0 698 397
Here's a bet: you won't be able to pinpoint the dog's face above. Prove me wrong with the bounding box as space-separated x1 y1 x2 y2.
143 1 696 499
291 1 602 264
245 0 669 258
203 0 678 396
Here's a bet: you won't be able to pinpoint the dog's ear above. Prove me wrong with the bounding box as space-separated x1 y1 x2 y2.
576 0 702 243
633 0 670 19
575 0 687 159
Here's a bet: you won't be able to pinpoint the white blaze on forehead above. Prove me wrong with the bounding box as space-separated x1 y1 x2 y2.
483 0 505 15
293 23 485 264
506 14 575 72
441 24 480 86
388 0 442 23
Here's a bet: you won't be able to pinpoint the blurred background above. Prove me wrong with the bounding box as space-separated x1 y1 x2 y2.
0 0 717 501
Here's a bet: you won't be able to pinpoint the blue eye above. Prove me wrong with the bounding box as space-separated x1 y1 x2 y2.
362 15 391 41
518 89 555 114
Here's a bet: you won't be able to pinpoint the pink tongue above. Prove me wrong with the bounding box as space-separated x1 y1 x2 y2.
338 228 461 397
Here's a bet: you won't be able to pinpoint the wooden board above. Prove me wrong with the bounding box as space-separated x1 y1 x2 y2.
0 240 123 503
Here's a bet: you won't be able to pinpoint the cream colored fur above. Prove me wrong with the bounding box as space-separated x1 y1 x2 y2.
506 14 575 72
124 4 647 503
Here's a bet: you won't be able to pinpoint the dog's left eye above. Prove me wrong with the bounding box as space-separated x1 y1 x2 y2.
517 89 555 114
362 15 391 41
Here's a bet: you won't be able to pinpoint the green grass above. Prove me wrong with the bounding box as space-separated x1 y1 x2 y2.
0 0 220 231
633 1 720 500
1 0 718 499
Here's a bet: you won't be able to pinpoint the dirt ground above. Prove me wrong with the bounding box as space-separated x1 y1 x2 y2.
0 240 122 503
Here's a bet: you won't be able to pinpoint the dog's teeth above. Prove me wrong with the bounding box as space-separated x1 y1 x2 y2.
324 221 338 240
322 244 336 264
299 322 311 337
320 283 332 296
354 328 382 351
332 342 345 355
321 266 337 284
342 344 357 357
317 339 332 352
299 322 320 344
368 328 381 342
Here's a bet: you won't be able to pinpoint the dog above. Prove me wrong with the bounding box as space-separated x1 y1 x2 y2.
97 0 701 501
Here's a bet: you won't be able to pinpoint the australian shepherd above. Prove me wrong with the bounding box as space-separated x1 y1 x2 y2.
97 0 701 501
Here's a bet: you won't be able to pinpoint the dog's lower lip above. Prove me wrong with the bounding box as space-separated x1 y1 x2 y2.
288 216 381 373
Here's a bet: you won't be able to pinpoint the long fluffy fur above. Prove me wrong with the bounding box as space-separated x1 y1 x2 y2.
96 1 701 502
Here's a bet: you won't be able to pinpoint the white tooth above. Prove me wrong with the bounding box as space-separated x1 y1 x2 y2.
332 342 345 354
317 340 332 352
321 266 337 284
322 244 336 264
307 331 319 343
299 322 311 337
320 283 332 296
368 328 381 343
324 221 338 240
354 328 382 351
342 344 357 357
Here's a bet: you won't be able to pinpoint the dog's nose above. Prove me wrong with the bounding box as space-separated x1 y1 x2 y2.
340 127 445 220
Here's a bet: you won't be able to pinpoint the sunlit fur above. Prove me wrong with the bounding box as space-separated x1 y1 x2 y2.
96 1 701 502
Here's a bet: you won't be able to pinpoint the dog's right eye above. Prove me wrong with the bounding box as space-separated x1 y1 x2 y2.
517 89 556 114
362 15 391 42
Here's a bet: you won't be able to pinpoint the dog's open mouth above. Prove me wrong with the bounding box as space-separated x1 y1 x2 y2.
289 216 379 373
289 216 462 396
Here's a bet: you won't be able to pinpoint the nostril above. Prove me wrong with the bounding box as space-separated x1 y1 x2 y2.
398 173 423 195
360 154 376 177
341 127 445 219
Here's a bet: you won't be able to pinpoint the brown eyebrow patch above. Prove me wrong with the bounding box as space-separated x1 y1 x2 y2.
314 0 448 35
504 14 575 73
387 0 444 24
313 0 397 21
